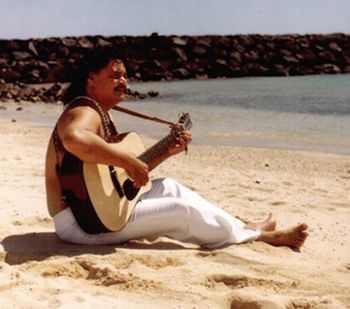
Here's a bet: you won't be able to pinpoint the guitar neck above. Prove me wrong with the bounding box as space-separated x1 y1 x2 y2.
137 112 192 168
138 131 177 166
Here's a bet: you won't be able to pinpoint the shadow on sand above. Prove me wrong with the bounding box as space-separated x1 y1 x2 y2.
1 232 192 265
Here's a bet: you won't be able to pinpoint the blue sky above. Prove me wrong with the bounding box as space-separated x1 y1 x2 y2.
1 0 350 39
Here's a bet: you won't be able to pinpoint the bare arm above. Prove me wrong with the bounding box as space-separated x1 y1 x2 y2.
57 106 150 187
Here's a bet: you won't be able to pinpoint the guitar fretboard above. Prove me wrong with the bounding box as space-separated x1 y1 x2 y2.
138 131 178 164
138 112 192 165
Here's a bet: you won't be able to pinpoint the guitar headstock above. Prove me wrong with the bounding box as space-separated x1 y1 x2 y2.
178 113 193 130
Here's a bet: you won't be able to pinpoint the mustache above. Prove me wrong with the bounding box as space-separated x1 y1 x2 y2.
114 86 128 93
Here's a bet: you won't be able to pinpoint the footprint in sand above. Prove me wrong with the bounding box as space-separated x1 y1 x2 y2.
230 294 283 309
230 294 336 309
196 251 263 266
84 266 161 290
286 297 338 309
132 254 185 269
206 273 298 292
29 259 163 290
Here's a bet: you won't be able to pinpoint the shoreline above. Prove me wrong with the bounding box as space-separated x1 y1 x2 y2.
1 100 349 157
0 116 350 307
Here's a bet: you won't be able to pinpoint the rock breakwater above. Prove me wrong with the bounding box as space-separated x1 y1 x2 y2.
1 33 350 84
0 33 349 103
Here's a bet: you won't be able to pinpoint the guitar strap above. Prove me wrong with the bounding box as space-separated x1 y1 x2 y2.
113 103 189 153
52 126 69 207
112 105 176 126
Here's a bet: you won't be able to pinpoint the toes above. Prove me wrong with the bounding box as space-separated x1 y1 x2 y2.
299 223 308 230
298 231 308 240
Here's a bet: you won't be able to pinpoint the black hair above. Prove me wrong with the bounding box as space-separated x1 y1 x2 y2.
63 47 125 105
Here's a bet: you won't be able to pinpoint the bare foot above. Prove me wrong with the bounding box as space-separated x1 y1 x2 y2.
245 213 277 232
257 223 308 250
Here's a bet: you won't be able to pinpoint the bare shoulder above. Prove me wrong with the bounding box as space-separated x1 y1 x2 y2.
61 102 100 121
57 103 102 133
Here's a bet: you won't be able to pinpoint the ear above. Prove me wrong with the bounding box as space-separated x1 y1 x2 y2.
87 74 95 87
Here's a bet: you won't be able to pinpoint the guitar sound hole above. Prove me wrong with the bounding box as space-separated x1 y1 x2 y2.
123 179 139 200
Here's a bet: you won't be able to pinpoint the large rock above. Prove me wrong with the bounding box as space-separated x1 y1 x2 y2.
172 68 191 79
191 45 207 57
297 49 317 63
314 64 341 74
318 50 337 62
171 37 188 46
13 51 32 61
0 68 21 83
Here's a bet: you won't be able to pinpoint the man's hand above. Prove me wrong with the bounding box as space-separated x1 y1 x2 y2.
124 156 150 188
167 128 192 156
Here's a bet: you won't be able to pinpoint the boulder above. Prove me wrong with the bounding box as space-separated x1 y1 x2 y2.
186 60 207 75
296 49 317 63
96 37 112 48
57 46 70 57
61 37 77 47
191 45 207 56
172 68 190 79
195 37 212 48
171 37 187 46
282 55 299 64
342 50 350 64
78 37 94 49
314 64 341 74
0 68 21 83
172 48 188 62
28 41 39 56
229 51 242 63
273 64 290 76
0 55 9 66
243 51 260 62
13 51 32 61
318 50 337 62
329 42 342 53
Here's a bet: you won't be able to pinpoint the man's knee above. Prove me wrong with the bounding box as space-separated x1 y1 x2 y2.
160 177 182 198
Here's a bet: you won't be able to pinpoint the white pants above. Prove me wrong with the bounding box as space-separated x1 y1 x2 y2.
53 178 260 248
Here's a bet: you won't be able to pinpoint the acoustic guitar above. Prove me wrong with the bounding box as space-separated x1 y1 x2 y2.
61 113 192 233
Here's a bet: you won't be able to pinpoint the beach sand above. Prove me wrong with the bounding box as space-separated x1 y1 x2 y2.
0 106 350 308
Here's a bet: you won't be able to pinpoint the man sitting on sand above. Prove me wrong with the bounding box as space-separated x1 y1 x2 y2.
45 48 308 249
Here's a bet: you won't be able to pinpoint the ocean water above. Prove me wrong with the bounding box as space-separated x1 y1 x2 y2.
117 74 350 155
2 74 350 155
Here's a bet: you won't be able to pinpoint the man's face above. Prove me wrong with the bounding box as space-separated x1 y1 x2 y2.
88 59 128 105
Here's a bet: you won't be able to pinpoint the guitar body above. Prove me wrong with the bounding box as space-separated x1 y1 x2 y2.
60 132 151 233
83 132 152 231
